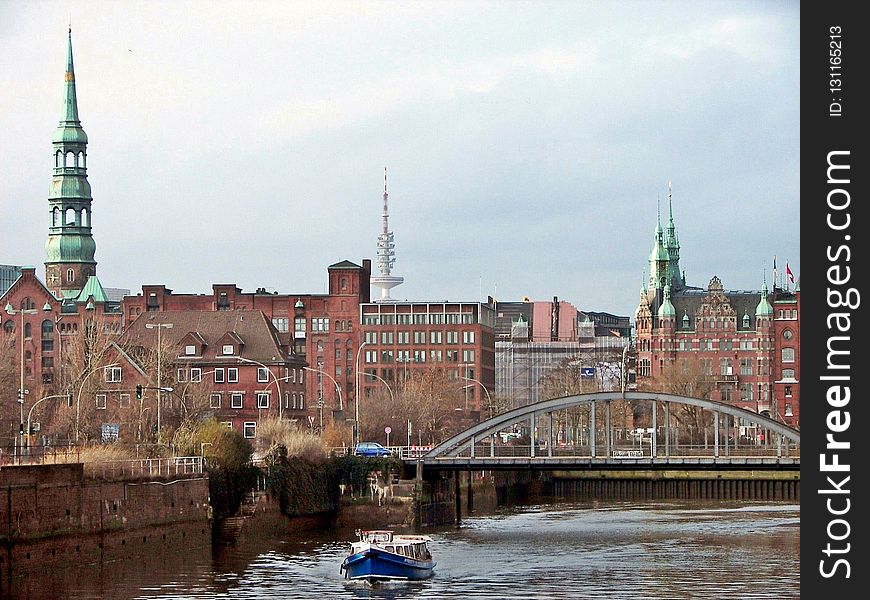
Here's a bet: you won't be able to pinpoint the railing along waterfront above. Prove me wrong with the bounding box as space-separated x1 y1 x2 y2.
83 456 204 479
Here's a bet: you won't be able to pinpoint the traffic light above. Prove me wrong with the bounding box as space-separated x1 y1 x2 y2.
136 384 143 399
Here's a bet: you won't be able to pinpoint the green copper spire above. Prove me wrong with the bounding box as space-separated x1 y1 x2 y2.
648 196 670 291
45 28 96 297
664 181 683 289
658 283 676 318
755 281 773 317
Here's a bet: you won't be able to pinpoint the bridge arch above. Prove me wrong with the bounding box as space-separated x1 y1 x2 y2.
427 391 800 460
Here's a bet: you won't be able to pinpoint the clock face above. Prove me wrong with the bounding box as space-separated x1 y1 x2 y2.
783 329 793 340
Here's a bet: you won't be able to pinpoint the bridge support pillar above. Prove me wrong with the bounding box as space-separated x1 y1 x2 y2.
714 411 720 458
590 402 596 458
530 412 536 458
664 401 670 459
454 470 461 525
605 401 611 457
652 400 657 458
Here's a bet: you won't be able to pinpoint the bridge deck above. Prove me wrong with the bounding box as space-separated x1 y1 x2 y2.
417 456 800 471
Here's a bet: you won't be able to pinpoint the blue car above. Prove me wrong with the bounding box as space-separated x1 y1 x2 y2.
354 442 393 457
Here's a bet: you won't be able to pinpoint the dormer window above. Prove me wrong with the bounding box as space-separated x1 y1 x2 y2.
223 344 235 355
185 345 196 356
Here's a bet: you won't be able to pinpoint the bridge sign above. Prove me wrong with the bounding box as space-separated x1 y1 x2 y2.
580 367 596 379
611 449 644 458
384 426 392 434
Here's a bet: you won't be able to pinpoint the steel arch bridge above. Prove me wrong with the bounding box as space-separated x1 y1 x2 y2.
421 392 800 471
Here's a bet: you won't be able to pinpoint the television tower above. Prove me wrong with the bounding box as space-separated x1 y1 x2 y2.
370 167 403 301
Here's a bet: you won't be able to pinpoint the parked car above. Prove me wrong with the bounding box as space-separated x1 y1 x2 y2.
354 442 393 457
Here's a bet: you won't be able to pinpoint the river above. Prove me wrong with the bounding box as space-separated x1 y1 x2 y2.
9 500 799 599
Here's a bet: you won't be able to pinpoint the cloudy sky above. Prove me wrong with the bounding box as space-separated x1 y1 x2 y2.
0 0 799 318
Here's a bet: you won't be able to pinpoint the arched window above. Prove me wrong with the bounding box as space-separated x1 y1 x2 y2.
55 150 62 168
42 320 54 338
67 268 75 283
66 151 75 167
81 208 89 227
24 323 32 338
65 207 76 225
3 321 13 334
52 207 60 226
340 277 348 290
78 151 85 168
317 341 324 353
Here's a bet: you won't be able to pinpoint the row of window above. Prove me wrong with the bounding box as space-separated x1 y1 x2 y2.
101 366 306 385
93 391 306 411
364 349 475 364
364 330 476 345
362 313 477 325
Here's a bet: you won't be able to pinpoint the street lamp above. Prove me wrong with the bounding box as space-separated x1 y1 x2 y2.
144 322 173 435
353 341 369 448
460 375 492 415
302 366 343 432
236 356 284 418
5 302 49 457
26 392 72 450
363 370 394 404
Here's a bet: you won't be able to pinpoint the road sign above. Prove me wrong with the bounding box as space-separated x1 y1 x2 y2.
308 415 315 426
581 367 596 379
384 426 392 434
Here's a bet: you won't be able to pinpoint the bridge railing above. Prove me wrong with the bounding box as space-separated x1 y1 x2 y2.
456 440 799 460
82 456 204 480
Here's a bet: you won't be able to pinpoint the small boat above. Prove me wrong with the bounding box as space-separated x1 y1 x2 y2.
340 529 436 582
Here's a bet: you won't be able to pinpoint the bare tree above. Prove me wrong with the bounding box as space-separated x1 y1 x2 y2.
640 358 717 444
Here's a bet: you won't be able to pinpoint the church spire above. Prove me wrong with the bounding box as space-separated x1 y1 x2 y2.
45 28 96 298
664 181 683 290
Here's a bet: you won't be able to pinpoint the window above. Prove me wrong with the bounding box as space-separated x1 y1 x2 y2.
446 331 458 344
222 344 235 355
365 350 377 364
214 368 225 383
381 331 394 344
740 358 753 376
231 393 244 409
299 392 305 409
413 331 426 344
312 318 329 332
185 345 196 356
782 348 795 363
190 368 202 382
719 339 733 351
177 368 187 383
740 384 753 402
295 317 306 336
104 366 122 383
430 350 442 362
291 392 298 409
430 331 442 344
227 368 238 383
446 349 459 362
95 394 107 410
284 392 291 409
66 268 74 283
380 350 394 363
243 422 256 438
258 367 269 383
119 393 130 408
210 393 221 408
463 331 475 344
462 350 475 362
783 329 794 340
365 331 377 344
784 385 793 398
257 393 270 409
784 404 793 417
413 350 426 363
272 317 289 333
781 369 795 381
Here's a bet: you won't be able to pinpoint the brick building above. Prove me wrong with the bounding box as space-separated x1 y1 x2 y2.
119 310 306 439
634 190 800 428
1 31 123 448
122 259 371 428
358 301 496 423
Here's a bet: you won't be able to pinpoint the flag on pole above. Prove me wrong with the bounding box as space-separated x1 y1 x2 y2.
772 256 777 288
786 261 794 284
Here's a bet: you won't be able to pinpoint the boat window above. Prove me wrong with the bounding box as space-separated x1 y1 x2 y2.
385 546 394 553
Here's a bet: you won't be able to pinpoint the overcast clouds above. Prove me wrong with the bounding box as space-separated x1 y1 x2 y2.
0 0 799 317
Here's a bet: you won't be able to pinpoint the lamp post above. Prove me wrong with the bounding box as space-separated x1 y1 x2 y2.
236 356 284 419
353 341 369 448
26 392 71 450
363 370 394 404
76 362 119 443
144 322 173 435
5 302 48 457
460 375 491 415
302 366 342 433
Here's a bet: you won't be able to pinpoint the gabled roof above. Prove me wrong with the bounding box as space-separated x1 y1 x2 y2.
328 260 362 270
76 275 109 303
122 310 298 364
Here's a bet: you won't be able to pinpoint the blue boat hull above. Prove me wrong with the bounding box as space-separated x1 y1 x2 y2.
341 548 435 582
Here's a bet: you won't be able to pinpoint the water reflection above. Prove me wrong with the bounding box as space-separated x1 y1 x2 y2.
7 501 799 600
